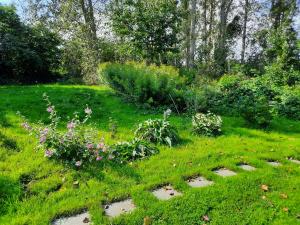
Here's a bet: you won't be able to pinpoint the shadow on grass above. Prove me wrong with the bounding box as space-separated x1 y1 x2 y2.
0 131 19 152
223 115 300 139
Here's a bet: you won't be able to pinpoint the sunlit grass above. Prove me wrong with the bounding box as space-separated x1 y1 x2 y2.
0 85 299 225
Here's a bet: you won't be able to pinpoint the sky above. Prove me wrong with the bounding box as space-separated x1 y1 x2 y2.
1 0 299 35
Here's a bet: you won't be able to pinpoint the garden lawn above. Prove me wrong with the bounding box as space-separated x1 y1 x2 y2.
0 85 300 225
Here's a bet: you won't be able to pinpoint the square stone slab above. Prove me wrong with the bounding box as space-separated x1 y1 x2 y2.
152 185 182 200
52 212 90 225
238 164 256 171
187 176 214 188
104 199 135 218
289 158 300 164
214 168 237 177
267 161 281 167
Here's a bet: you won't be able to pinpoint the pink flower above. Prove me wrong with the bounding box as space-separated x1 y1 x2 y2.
96 142 105 149
86 143 94 149
67 122 76 130
41 128 49 135
84 107 92 115
21 122 32 131
96 156 103 161
44 149 54 157
75 161 82 167
202 215 210 222
47 106 54 113
39 135 46 144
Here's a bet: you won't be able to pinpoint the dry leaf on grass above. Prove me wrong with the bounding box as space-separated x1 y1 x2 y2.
261 184 269 191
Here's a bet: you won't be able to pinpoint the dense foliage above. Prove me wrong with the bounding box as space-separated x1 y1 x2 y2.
0 6 61 84
110 138 159 163
99 62 186 109
134 109 179 146
110 0 182 64
192 112 222 136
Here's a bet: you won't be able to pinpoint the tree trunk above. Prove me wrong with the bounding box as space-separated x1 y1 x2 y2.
183 0 191 67
241 0 249 64
190 0 197 67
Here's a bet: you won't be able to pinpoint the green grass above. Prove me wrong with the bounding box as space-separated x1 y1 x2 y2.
0 85 300 225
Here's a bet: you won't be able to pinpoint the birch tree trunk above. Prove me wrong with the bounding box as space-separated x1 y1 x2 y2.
190 0 197 67
241 0 249 64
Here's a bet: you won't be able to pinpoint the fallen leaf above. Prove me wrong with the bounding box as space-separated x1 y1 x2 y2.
280 193 288 199
261 185 269 191
283 207 289 212
83 217 90 223
143 216 151 225
202 215 209 222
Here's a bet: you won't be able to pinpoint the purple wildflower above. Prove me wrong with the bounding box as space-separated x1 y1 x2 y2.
84 107 92 115
86 143 94 149
39 135 46 144
44 149 54 157
67 122 76 130
41 128 49 135
47 106 54 113
21 122 32 131
96 156 103 161
96 142 105 149
75 161 82 167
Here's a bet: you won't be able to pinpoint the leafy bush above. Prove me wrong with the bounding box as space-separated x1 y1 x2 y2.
19 94 111 168
192 112 222 136
239 94 273 127
277 90 300 120
218 73 244 91
0 6 61 84
99 62 186 109
263 64 300 86
183 85 222 114
110 138 159 163
134 109 179 146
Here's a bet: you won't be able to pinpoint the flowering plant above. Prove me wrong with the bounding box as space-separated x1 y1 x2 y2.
18 94 110 168
134 109 179 147
192 112 222 136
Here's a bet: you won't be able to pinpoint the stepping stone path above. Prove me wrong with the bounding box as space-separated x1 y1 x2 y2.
152 185 182 200
267 161 281 167
288 158 300 164
187 176 213 188
238 164 256 171
214 168 237 177
52 212 90 225
51 157 298 223
104 199 136 218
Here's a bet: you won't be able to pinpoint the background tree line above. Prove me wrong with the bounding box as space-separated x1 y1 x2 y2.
0 0 299 84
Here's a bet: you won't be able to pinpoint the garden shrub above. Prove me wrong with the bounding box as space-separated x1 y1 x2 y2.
192 112 222 136
98 62 186 109
183 85 222 114
134 109 179 146
19 94 111 168
277 90 300 120
110 138 159 163
218 73 244 91
263 64 300 86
